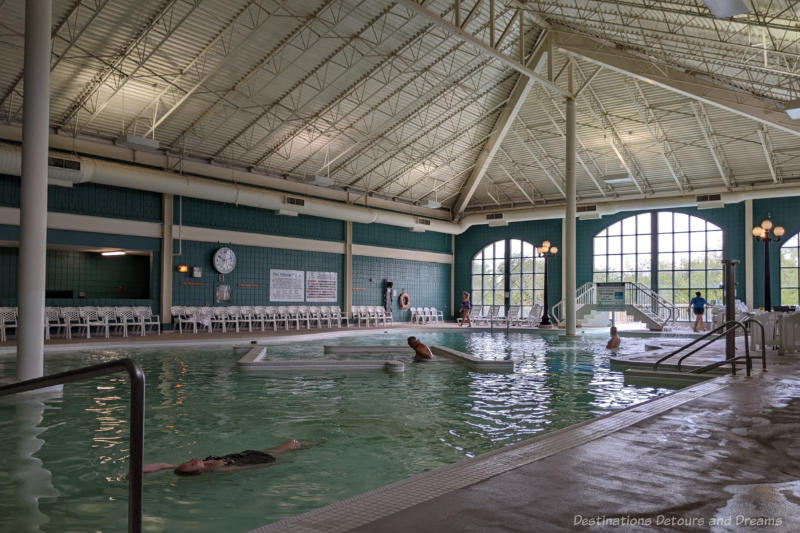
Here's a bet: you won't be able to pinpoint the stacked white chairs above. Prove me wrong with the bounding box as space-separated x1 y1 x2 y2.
79 307 109 339
750 311 781 351
505 305 521 326
779 313 800 355
0 307 17 342
307 306 323 328
100 306 127 337
134 306 161 335
351 306 368 327
44 307 67 340
430 307 444 322
328 306 347 327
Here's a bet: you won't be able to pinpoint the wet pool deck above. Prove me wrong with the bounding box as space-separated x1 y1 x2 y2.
254 339 799 533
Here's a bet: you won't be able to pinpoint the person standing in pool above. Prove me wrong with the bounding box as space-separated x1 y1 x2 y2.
459 291 472 327
689 291 707 332
407 336 434 361
141 439 304 476
606 326 620 350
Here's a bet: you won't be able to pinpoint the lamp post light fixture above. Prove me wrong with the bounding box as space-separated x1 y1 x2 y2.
752 215 785 311
536 241 558 326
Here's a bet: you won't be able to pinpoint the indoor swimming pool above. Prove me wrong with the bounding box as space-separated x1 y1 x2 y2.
0 330 672 532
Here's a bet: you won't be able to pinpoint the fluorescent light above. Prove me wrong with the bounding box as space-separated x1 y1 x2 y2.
785 99 800 119
603 172 633 184
310 175 334 187
101 251 126 256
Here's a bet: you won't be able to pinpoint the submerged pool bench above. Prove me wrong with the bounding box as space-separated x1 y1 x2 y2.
430 346 513 372
235 346 405 373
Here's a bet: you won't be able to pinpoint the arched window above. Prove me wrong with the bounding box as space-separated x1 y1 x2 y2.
471 239 544 307
593 212 724 305
781 233 800 305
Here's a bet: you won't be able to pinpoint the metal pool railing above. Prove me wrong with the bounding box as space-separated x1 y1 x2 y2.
0 358 145 533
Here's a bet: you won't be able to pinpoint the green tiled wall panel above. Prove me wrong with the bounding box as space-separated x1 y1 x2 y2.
172 240 344 307
175 197 344 242
454 219 563 311
753 196 800 308
353 222 451 253
0 174 162 221
352 255 450 322
576 204 746 299
0 230 159 309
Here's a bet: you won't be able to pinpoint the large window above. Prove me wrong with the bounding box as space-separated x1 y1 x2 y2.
593 212 723 306
781 233 800 306
471 239 544 308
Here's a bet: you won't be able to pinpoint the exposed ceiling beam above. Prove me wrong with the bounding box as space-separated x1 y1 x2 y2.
452 30 549 216
497 159 536 206
396 0 569 97
627 79 690 192
553 29 800 139
691 102 733 188
757 125 781 184
510 128 565 197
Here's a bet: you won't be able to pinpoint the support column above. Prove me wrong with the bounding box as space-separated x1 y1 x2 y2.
17 0 52 381
744 199 754 309
344 221 353 319
564 64 577 336
160 194 173 326
450 234 455 319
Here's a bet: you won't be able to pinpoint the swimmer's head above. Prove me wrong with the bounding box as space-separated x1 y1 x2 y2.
610 327 618 335
407 336 418 347
174 459 205 476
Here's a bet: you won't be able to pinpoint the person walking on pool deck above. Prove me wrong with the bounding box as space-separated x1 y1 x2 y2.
689 291 708 332
606 326 620 350
407 336 434 361
459 291 472 327
141 439 304 476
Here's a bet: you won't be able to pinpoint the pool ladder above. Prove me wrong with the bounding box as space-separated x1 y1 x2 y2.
652 319 766 377
0 359 145 533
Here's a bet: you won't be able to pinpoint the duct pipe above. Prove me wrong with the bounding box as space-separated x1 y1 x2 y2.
3 143 800 235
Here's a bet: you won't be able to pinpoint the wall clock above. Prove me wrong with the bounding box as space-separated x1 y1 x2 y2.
212 247 237 274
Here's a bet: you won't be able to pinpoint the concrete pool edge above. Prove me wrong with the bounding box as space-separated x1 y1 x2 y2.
250 376 731 533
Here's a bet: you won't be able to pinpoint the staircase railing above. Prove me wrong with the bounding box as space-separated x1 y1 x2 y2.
653 320 753 376
0 359 145 533
626 282 677 328
552 282 594 324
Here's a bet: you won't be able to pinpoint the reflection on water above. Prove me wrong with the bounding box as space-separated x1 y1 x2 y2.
0 330 670 532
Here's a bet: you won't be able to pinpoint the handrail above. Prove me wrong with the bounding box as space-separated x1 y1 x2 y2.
743 317 768 370
0 359 145 533
654 320 751 376
677 321 750 375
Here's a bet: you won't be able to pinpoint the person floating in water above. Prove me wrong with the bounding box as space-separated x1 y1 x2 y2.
689 291 707 332
459 291 472 327
606 326 621 350
407 336 434 361
141 439 304 476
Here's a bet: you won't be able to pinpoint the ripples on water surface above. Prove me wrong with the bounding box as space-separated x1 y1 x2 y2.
0 330 670 532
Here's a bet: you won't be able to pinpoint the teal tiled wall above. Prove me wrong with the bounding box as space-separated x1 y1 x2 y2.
0 174 162 222
175 197 344 242
352 255 450 321
172 240 344 307
753 196 800 308
0 226 160 309
454 218 563 313
353 222 451 253
576 204 746 299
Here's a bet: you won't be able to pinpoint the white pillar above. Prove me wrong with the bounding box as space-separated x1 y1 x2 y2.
744 199 753 308
344 221 353 318
17 0 52 381
450 234 455 319
160 194 174 325
564 69 577 336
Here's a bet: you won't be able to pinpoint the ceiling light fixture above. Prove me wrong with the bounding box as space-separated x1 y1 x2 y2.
602 172 633 184
101 251 126 256
310 175 334 187
784 99 800 120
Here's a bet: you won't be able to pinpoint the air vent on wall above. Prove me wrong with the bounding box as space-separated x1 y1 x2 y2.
577 205 596 212
696 194 723 210
486 213 504 220
415 217 431 226
48 156 82 188
578 204 601 220
284 195 306 207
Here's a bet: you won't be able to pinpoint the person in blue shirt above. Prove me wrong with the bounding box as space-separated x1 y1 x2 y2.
689 291 707 332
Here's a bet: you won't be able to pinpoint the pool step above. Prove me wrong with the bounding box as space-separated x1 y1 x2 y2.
431 346 513 372
323 345 412 355
623 368 716 388
238 359 404 373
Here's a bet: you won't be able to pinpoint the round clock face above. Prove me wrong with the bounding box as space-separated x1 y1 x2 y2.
213 247 236 274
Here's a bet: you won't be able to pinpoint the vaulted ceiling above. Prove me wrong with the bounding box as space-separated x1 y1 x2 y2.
1 0 799 219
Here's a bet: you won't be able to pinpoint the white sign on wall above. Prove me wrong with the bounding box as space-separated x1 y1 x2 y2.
596 282 626 311
306 271 337 302
270 269 304 302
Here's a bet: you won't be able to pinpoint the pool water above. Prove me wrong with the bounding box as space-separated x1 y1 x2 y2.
0 330 670 532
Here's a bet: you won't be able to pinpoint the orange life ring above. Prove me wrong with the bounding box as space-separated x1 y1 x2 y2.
399 292 410 308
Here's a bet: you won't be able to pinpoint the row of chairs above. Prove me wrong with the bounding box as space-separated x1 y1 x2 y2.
170 305 348 334
410 307 444 324
465 304 544 327
350 306 393 327
0 306 160 342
